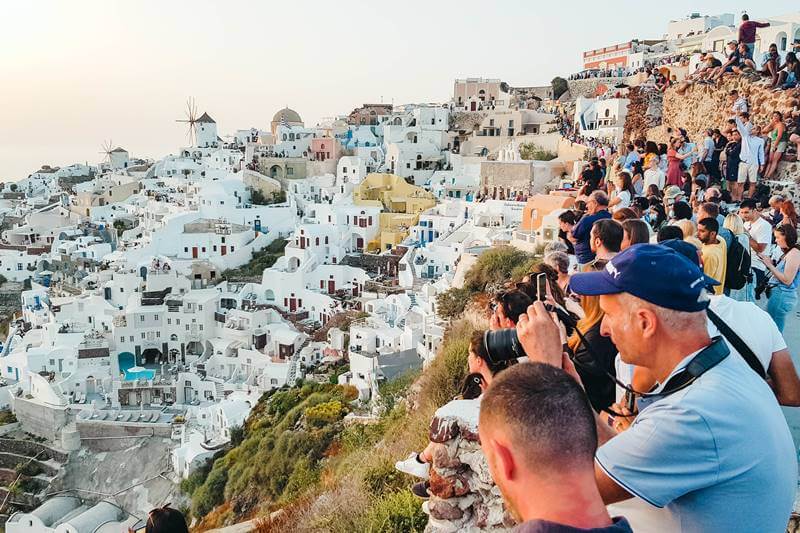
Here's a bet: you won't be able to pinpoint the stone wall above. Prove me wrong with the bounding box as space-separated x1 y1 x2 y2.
0 438 69 462
623 85 663 142
10 397 69 441
648 78 800 181
423 399 513 532
75 420 172 451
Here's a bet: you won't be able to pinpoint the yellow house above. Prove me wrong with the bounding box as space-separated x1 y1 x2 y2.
354 173 436 251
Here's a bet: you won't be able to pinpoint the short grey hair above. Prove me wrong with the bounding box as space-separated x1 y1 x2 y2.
590 190 609 207
544 241 569 255
544 251 570 274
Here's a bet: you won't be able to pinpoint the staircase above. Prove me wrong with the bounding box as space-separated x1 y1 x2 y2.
214 381 224 400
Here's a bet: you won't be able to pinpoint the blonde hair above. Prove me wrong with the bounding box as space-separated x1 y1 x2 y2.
724 213 745 235
567 294 603 354
684 236 703 250
674 219 697 239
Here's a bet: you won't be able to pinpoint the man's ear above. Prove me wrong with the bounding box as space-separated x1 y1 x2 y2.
638 307 658 339
493 438 517 484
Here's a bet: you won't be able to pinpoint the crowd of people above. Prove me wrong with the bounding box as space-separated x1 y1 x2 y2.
395 24 800 530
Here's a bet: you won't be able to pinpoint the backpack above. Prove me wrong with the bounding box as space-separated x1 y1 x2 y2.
725 236 751 290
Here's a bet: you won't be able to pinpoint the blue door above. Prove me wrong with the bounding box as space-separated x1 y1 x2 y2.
428 265 435 278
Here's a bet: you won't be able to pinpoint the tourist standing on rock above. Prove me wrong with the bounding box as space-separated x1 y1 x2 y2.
738 14 770 58
665 137 692 187
735 113 764 200
762 111 788 179
710 128 727 185
479 363 633 533
724 129 743 193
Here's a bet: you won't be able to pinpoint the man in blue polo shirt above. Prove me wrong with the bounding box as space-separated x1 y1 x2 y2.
565 245 797 532
570 190 611 267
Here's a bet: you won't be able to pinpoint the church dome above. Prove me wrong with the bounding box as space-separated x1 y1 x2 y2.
272 107 302 124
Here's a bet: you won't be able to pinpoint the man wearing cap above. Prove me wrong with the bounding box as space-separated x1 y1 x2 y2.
515 244 796 532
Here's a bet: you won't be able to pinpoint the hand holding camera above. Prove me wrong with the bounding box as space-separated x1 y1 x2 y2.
515 301 564 367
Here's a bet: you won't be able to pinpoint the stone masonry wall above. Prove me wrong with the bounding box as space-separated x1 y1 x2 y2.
423 399 514 532
648 77 800 181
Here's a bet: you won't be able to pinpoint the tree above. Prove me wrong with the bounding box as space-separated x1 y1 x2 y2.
9 183 17 192
551 77 568 100
519 143 557 161
435 287 472 320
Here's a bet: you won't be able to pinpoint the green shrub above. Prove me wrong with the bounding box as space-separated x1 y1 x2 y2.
362 459 408 497
180 459 212 496
304 400 345 427
359 490 427 533
435 286 472 320
463 245 533 293
520 143 557 161
192 465 228 516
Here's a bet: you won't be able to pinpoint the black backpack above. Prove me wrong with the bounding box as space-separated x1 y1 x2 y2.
725 236 751 290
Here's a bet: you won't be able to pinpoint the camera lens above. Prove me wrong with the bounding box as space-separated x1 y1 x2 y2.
483 329 525 364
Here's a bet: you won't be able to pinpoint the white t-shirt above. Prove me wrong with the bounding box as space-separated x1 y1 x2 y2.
611 190 631 212
643 169 665 191
615 294 785 401
744 217 772 271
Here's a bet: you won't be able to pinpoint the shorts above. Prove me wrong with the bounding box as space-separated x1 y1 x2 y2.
737 162 758 184
774 141 788 153
744 43 755 57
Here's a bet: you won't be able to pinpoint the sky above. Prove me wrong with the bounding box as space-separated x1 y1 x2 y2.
0 0 796 180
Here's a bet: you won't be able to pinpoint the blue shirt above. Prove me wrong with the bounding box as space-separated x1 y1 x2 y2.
623 152 640 171
702 137 715 162
571 210 612 264
596 350 796 533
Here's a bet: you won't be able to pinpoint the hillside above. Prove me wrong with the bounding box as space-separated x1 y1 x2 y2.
183 246 536 532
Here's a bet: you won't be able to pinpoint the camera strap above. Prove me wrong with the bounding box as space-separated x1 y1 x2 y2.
657 336 730 396
706 308 766 379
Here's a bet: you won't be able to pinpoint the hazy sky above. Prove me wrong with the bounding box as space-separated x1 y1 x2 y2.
1 1 795 180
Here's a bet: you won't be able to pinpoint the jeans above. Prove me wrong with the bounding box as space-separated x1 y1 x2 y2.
767 288 798 332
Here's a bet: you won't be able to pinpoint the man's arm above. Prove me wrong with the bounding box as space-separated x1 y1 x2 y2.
595 463 634 504
768 349 800 406
757 139 765 167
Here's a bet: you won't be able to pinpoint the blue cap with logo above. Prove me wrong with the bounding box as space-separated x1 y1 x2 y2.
569 243 715 312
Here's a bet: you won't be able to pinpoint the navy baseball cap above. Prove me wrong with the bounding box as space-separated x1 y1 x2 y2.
570 244 714 312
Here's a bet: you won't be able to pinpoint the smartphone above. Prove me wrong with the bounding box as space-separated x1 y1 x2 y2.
536 273 548 302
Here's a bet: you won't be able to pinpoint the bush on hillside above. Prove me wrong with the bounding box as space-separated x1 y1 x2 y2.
463 245 533 293
359 490 428 533
520 143 557 161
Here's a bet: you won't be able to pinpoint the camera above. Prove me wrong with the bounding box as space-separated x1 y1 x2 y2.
483 329 526 363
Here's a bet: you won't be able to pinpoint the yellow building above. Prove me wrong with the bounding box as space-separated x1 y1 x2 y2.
354 173 436 251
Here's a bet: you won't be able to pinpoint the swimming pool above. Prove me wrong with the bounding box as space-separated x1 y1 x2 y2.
118 352 156 381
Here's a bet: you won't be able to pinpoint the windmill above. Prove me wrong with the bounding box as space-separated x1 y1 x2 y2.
176 97 199 146
98 139 114 165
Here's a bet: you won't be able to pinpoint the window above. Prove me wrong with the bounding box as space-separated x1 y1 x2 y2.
199 325 203 331
140 315 145 321
167 318 171 325
186 325 190 331
176 319 180 325
184 247 188 252
213 245 217 252
287 167 294 176
119 337 124 343
141 333 146 339
199 305 203 311
156 331 160 338
231 246 234 252
49 359 55 366
221 237 225 244
129 336 134 342
202 247 206 252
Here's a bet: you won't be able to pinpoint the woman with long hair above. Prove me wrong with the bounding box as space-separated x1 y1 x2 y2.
666 137 692 187
643 140 659 169
608 171 636 213
763 111 788 179
567 267 618 412
759 225 800 332
621 219 651 249
630 159 645 196
781 200 798 228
